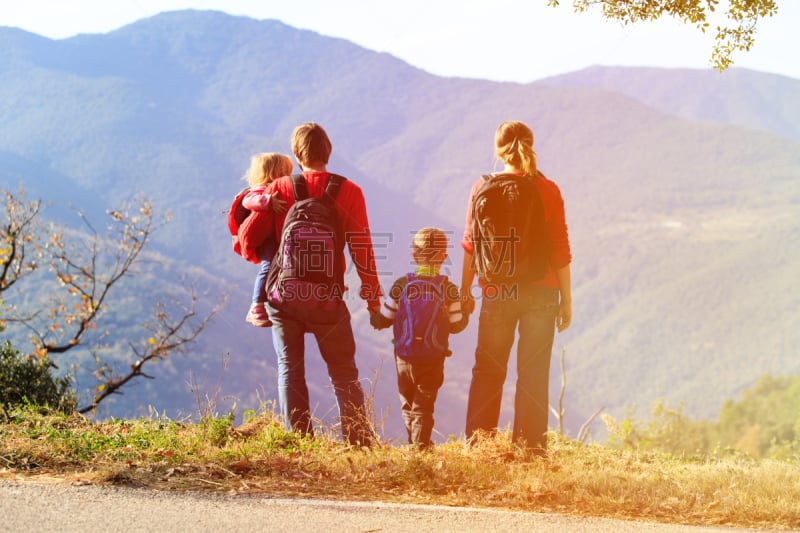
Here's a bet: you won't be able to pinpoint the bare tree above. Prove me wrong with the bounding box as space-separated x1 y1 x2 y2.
550 0 779 70
550 346 605 443
550 347 568 436
1 187 223 413
0 188 57 296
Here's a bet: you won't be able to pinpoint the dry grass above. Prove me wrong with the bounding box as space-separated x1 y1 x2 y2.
2 408 799 530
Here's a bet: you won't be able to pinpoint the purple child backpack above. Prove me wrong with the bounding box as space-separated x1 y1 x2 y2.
393 273 451 360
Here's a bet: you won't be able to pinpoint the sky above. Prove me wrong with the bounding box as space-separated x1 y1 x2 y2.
1 1 798 83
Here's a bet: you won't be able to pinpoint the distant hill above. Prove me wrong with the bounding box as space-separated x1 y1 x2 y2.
1 10 798 442
541 65 800 140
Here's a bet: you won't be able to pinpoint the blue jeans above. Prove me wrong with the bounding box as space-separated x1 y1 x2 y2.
465 284 559 451
266 299 372 445
252 239 278 304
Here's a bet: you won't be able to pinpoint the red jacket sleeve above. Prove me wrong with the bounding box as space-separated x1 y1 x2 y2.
338 181 383 309
239 209 275 264
536 176 571 271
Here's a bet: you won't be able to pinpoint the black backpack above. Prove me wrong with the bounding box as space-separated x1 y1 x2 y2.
265 173 346 322
470 173 549 285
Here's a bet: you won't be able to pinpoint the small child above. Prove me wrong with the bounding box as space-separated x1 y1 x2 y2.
241 152 292 327
371 227 468 448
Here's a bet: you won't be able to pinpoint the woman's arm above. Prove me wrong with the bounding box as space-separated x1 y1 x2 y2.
460 250 476 315
556 264 572 332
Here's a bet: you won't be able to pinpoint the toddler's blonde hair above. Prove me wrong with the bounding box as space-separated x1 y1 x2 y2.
245 152 293 187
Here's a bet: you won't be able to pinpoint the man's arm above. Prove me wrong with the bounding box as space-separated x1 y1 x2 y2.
238 209 275 263
341 184 383 311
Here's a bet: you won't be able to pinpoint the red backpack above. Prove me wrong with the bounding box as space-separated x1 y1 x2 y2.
227 187 251 257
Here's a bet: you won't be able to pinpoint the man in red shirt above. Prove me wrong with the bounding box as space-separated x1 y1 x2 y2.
241 123 381 446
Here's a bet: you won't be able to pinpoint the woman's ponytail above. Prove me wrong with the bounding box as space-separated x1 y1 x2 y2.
495 121 537 177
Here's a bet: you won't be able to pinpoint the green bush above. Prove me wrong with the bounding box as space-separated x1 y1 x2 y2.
604 375 800 459
718 374 800 458
0 340 76 414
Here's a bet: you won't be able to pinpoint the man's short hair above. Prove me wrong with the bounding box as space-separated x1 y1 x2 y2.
291 122 332 166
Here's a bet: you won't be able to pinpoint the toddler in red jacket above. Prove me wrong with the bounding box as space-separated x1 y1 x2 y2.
240 152 291 327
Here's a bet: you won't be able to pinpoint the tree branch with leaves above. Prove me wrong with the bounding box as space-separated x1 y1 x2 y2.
42 201 156 355
550 0 779 70
80 288 220 414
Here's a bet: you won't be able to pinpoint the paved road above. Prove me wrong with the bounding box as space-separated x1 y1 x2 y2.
0 479 769 532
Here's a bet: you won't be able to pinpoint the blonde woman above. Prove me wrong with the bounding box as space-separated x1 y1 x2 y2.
460 120 572 454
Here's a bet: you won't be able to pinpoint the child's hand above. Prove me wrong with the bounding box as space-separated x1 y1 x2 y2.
269 196 287 215
370 311 388 330
460 291 475 315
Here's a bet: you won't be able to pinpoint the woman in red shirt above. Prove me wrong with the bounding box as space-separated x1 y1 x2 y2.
460 120 572 454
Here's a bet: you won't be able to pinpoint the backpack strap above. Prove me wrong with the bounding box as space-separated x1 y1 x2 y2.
398 273 415 300
323 173 346 203
290 174 309 202
290 173 347 203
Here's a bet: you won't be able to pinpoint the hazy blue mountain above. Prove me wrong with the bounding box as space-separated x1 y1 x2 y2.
1 10 797 442
541 65 800 140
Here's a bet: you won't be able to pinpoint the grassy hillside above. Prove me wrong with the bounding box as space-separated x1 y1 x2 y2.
2 408 799 530
0 10 797 442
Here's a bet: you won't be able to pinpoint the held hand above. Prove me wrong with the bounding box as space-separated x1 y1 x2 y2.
270 196 288 215
366 297 381 315
367 301 382 322
556 301 572 332
461 291 476 315
369 311 387 330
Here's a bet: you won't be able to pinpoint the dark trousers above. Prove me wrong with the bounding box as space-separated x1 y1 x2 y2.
395 355 445 447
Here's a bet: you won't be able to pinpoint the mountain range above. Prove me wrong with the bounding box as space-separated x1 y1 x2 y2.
1 9 798 442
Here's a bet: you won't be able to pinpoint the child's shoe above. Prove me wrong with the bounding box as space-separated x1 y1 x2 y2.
245 302 272 327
